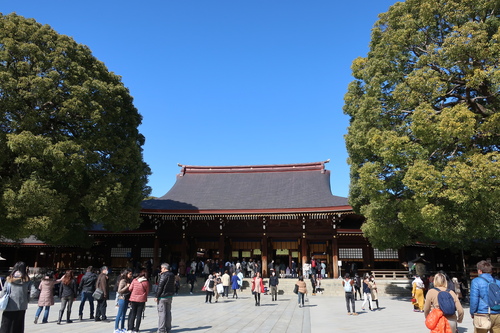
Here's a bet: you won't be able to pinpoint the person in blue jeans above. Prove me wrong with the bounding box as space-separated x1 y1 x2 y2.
78 266 97 320
34 271 60 324
114 269 132 333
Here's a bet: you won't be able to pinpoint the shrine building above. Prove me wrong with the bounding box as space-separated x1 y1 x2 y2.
140 160 402 278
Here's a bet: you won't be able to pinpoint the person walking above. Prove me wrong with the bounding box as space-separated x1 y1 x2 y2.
78 266 97 320
269 270 279 301
424 272 464 333
0 261 31 333
128 269 150 333
34 271 58 324
221 270 230 298
470 260 500 333
361 273 374 311
114 268 132 333
57 270 77 325
231 272 240 299
412 274 425 313
252 272 264 306
296 276 307 308
95 266 110 322
155 263 175 333
342 273 357 315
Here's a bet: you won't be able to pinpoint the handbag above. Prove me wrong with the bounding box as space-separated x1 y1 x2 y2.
92 288 104 301
0 281 11 311
293 284 299 294
473 314 491 330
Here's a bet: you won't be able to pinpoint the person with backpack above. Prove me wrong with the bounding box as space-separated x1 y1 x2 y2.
470 260 500 332
203 274 215 303
342 273 358 315
424 272 464 332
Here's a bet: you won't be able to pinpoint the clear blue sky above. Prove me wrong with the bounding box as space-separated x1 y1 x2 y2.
2 1 398 199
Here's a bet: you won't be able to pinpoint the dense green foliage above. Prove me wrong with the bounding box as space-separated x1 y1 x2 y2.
344 0 500 250
0 13 151 245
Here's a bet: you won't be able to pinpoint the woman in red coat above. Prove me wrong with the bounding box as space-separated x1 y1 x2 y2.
128 269 150 333
251 272 265 306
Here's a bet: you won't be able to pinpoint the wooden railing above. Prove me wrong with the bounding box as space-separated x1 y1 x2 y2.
371 270 408 279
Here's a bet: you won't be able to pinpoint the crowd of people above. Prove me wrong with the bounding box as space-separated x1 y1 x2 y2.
1 258 499 333
408 260 500 333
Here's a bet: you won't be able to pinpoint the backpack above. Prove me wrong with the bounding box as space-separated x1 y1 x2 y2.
480 276 500 311
344 279 353 293
208 280 214 289
434 288 456 316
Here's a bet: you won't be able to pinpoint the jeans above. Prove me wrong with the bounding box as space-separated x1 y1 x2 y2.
79 291 94 317
345 292 355 313
362 292 373 310
298 292 305 306
128 301 145 331
223 286 229 297
115 298 129 330
157 297 172 333
35 306 50 322
60 296 74 316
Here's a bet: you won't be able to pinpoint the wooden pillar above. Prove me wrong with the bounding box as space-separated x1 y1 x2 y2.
332 236 339 279
153 236 160 269
262 235 268 278
301 238 308 276
219 234 225 262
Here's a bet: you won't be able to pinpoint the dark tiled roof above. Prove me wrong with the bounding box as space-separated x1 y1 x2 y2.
142 162 349 213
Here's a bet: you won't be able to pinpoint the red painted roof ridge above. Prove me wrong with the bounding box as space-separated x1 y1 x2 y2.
177 160 330 175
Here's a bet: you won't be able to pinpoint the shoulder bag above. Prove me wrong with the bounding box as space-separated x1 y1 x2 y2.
0 280 11 311
293 284 299 294
92 287 104 301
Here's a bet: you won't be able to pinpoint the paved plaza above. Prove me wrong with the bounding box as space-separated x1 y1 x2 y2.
19 290 475 333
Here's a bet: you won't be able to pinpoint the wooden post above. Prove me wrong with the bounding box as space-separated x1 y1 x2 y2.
219 234 225 263
153 236 160 269
262 235 268 278
332 236 339 279
301 238 308 276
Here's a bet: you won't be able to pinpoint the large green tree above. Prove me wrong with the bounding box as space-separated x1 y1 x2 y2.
344 0 500 251
0 13 151 245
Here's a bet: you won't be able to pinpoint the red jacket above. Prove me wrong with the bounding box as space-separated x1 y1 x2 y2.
129 277 149 303
425 308 452 333
251 277 265 293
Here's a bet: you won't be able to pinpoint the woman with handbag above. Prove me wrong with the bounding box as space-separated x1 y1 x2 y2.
0 261 30 333
251 272 265 306
57 270 77 324
115 269 132 333
128 269 149 333
296 276 307 308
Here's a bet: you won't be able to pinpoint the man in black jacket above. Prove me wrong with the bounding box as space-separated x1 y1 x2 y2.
155 263 175 333
78 266 97 320
269 270 279 301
